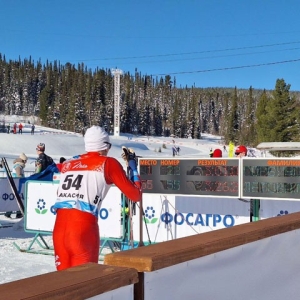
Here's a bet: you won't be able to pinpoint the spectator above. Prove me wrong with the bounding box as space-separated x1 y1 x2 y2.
6 124 10 134
31 124 35 135
235 145 247 157
35 143 54 173
13 123 17 134
212 149 222 157
18 123 23 134
5 153 28 219
12 153 28 177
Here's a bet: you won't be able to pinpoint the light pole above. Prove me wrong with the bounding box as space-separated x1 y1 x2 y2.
111 68 123 136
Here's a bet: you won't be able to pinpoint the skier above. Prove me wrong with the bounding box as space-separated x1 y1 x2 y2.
52 126 142 271
172 145 177 157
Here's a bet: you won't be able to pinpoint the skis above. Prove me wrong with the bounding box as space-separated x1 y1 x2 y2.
0 157 25 215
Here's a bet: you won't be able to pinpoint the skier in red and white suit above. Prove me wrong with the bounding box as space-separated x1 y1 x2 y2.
52 126 142 271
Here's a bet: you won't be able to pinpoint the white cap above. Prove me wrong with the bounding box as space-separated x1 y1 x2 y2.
19 153 27 162
84 126 110 152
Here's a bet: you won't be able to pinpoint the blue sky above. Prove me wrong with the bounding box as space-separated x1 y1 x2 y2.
1 0 300 90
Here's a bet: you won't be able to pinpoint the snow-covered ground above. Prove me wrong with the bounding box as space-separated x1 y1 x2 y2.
0 115 238 284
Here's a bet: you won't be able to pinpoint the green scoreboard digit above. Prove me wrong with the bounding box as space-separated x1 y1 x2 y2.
139 158 239 197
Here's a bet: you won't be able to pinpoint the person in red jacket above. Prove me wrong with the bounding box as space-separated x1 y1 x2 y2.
52 125 142 271
18 123 23 134
13 123 17 134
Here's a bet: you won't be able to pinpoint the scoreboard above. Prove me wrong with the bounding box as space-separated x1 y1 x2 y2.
139 158 240 197
139 157 300 200
242 158 300 200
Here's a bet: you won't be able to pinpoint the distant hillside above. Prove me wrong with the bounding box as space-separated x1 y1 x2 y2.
1 56 299 147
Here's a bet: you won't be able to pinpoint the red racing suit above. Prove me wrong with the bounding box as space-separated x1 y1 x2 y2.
52 152 141 271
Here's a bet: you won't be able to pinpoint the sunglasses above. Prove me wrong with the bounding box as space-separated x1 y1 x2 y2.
104 142 112 149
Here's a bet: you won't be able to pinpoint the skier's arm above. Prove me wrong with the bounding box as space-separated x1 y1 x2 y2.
104 157 142 202
121 147 141 189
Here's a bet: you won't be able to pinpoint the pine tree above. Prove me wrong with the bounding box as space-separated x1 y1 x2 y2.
267 79 298 143
257 79 300 156
225 87 239 144
242 86 256 146
255 89 270 143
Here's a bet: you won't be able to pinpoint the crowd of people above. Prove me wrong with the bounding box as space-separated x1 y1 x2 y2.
209 144 248 158
6 123 35 135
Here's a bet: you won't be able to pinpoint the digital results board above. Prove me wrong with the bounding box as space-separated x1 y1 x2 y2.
242 158 300 200
139 158 239 197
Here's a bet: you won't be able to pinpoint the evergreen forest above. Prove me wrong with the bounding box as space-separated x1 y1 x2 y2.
1 54 300 149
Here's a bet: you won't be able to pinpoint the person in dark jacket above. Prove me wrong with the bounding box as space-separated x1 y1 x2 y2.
31 124 35 135
35 143 54 173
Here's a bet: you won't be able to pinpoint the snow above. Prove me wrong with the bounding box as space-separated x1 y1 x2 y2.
0 115 229 284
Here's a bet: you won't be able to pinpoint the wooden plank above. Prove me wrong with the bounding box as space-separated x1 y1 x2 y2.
104 211 300 272
0 263 138 300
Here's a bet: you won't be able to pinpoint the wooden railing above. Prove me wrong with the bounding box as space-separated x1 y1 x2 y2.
1 212 300 299
0 263 138 300
104 211 300 300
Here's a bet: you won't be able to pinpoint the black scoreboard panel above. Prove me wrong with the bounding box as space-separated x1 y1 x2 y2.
242 158 300 200
139 158 239 197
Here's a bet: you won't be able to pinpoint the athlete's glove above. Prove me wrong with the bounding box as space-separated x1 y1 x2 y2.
121 146 137 171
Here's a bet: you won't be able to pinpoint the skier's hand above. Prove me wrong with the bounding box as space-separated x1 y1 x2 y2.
122 146 141 189
122 146 137 170
122 146 136 161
